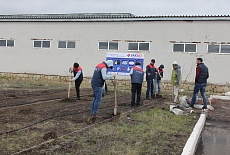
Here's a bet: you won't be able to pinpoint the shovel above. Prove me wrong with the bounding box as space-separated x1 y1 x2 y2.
154 74 157 98
114 76 118 116
67 73 71 98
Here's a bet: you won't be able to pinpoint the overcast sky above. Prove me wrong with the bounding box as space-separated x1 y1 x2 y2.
0 0 229 16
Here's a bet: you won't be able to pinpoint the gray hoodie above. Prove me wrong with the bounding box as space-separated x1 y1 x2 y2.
175 65 181 84
101 60 114 80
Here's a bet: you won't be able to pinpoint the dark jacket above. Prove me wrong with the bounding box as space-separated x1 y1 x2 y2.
91 62 108 87
146 64 157 80
157 68 164 80
195 63 209 84
73 66 83 81
131 66 144 84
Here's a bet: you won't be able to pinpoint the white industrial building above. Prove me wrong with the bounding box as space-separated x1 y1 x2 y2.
0 13 230 83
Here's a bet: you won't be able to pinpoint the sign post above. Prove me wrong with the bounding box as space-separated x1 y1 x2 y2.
106 52 144 115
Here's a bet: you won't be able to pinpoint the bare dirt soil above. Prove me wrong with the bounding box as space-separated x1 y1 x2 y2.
0 83 197 155
0 87 150 154
207 99 230 122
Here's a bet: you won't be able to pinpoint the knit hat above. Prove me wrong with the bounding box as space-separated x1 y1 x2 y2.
172 61 178 65
105 60 113 68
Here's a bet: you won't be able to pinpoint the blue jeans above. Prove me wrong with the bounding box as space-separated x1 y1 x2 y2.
146 79 153 98
91 84 103 115
146 79 157 98
191 83 207 108
157 80 161 94
153 79 157 95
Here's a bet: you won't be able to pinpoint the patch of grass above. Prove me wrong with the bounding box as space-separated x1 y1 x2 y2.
45 108 197 155
0 76 67 89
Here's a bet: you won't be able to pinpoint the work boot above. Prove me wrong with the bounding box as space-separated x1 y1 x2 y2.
202 106 208 112
202 106 207 110
93 113 101 118
189 105 194 108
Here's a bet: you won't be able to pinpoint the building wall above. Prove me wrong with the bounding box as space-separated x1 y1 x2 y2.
0 20 230 83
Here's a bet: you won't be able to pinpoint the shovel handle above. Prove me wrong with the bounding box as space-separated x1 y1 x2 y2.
67 73 71 98
114 76 118 115
114 76 117 106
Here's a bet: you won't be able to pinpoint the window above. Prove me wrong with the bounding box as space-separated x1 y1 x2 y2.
109 42 118 50
208 45 219 53
208 44 230 54
58 41 66 48
98 42 118 50
33 40 50 48
173 44 184 52
128 42 150 51
0 40 14 47
139 43 149 50
58 41 76 49
185 44 196 52
173 43 197 53
128 43 138 50
221 45 230 53
0 40 6 46
42 41 50 48
7 40 14 47
67 41 75 48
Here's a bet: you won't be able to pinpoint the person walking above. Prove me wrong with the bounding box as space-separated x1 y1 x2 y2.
171 61 181 103
69 63 83 100
91 60 116 117
130 62 144 107
146 59 158 99
190 58 209 110
157 64 164 97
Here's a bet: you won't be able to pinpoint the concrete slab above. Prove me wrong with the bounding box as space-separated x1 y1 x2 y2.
181 114 206 155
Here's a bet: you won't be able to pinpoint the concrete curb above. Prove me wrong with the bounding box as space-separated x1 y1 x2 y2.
181 113 206 155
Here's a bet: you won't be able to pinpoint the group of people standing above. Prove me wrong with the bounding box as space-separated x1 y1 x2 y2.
69 57 209 117
130 59 165 108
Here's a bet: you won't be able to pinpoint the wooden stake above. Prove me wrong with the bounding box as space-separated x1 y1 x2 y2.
114 76 117 116
67 73 71 98
155 74 157 98
161 80 167 96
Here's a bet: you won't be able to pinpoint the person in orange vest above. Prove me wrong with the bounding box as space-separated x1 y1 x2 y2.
91 60 116 117
69 63 83 100
156 64 164 97
130 62 145 107
146 59 158 99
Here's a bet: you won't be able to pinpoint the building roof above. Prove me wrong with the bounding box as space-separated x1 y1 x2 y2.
0 13 230 22
0 13 135 19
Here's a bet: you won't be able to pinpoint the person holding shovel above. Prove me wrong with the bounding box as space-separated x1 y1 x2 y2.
146 59 158 99
156 64 164 97
91 60 116 117
69 63 83 100
130 62 144 107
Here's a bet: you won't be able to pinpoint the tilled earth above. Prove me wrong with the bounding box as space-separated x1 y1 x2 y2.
207 99 230 122
0 88 167 155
